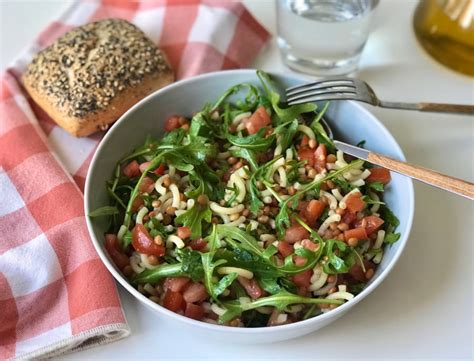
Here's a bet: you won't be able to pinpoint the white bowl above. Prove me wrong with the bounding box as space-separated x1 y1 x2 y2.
84 69 414 343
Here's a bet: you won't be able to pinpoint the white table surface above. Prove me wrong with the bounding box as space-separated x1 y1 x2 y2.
1 0 473 360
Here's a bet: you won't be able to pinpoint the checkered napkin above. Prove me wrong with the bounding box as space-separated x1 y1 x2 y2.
0 1 270 359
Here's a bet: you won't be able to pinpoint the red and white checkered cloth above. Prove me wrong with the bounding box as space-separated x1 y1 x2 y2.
0 0 270 359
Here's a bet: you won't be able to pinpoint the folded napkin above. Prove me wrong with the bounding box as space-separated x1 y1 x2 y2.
0 0 270 359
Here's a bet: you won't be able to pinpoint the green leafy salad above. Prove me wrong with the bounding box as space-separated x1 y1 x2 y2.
91 71 400 327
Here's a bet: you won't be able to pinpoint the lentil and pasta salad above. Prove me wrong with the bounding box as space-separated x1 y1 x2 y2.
91 71 401 327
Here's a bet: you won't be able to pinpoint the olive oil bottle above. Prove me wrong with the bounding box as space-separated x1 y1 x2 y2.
413 0 474 76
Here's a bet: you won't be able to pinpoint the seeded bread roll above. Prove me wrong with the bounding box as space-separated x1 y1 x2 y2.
23 19 174 137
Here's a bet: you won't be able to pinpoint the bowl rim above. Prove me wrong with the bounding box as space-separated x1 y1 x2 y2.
84 69 415 334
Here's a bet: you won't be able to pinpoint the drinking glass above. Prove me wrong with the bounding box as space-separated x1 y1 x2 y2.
276 0 379 75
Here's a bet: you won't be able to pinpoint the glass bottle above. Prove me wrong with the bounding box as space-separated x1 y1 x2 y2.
413 0 474 76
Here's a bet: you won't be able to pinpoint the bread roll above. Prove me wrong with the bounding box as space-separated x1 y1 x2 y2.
23 19 174 137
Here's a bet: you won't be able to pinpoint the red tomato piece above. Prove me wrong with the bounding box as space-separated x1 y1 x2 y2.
123 160 140 178
132 224 166 257
314 144 327 172
348 261 375 282
345 193 365 213
355 215 385 235
131 196 144 212
293 256 308 267
177 226 191 240
163 291 185 312
164 277 190 293
188 238 208 251
185 303 204 320
182 283 208 303
342 211 357 226
139 161 151 173
164 115 182 132
344 227 368 241
367 168 391 184
298 147 314 167
293 269 313 288
303 199 326 226
104 234 129 270
139 176 155 194
278 241 294 258
244 106 271 134
301 239 318 252
300 135 310 147
238 277 263 299
284 224 309 244
154 163 166 175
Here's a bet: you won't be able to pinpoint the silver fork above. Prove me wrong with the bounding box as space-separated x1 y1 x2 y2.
286 78 474 115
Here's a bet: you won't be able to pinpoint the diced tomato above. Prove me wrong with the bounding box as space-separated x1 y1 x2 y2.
238 277 263 299
355 215 384 235
297 286 309 296
244 106 271 134
348 261 375 282
154 163 166 175
139 176 155 194
293 255 307 266
300 135 309 147
344 227 368 241
185 303 204 320
132 224 166 257
131 196 144 212
177 226 191 240
314 144 327 172
188 238 208 251
139 161 150 173
163 290 185 312
164 277 190 293
303 199 326 226
104 234 129 270
342 211 357 226
182 282 208 303
301 239 318 252
284 224 309 244
293 269 313 288
278 241 294 258
164 115 182 132
345 193 365 213
367 168 391 184
123 160 140 178
298 147 314 167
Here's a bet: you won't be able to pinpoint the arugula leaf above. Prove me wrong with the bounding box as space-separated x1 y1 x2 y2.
258 277 281 294
179 248 204 282
201 253 228 301
274 119 298 151
88 206 119 218
175 203 212 239
322 239 355 274
212 83 260 111
216 225 265 259
332 177 354 193
384 232 401 245
122 230 132 248
227 128 275 152
367 181 385 192
160 128 186 146
379 205 400 229
257 70 316 124
219 290 343 323
132 263 184 284
230 147 258 170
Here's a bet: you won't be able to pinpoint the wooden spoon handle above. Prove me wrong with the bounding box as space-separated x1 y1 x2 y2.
367 153 474 200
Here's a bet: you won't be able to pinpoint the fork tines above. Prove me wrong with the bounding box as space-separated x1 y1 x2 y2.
286 78 357 105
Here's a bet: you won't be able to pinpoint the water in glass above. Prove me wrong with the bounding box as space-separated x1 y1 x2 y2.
277 0 378 75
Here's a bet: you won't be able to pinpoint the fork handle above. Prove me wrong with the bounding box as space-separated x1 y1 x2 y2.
379 101 474 115
367 152 474 200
